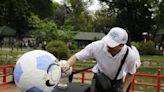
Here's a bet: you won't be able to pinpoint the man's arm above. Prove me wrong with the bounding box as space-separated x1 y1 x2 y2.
67 55 78 66
61 55 78 72
123 73 134 92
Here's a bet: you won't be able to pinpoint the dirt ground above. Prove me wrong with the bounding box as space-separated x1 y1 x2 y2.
0 84 21 92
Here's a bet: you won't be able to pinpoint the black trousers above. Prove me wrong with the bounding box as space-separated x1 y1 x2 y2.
92 74 123 92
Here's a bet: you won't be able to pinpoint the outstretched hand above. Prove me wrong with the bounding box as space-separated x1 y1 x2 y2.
60 61 70 72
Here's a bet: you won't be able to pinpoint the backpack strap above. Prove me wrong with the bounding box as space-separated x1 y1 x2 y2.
114 47 129 80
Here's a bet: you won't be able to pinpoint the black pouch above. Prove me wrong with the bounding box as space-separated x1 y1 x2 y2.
95 72 111 90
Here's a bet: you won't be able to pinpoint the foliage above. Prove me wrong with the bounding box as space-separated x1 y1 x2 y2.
150 0 164 41
52 4 71 27
0 0 55 41
45 40 70 60
28 13 74 43
93 13 116 33
69 43 78 50
158 1 164 27
0 0 30 36
131 41 142 51
28 13 58 42
57 30 74 42
98 0 155 41
142 41 160 55
27 0 54 18
63 0 95 32
132 41 160 55
1 0 164 47
0 49 26 65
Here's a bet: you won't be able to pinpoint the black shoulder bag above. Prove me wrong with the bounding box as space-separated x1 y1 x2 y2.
95 48 129 91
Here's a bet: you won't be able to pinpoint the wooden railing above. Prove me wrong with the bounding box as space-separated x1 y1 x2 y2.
72 68 93 84
0 65 164 92
0 64 15 85
72 68 164 92
131 69 164 92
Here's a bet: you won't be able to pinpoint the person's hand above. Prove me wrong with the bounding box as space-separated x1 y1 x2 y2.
122 88 126 92
60 61 70 72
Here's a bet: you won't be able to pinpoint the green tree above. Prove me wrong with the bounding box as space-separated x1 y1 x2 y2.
150 0 164 42
0 0 30 37
0 0 55 41
45 40 70 59
94 12 116 34
28 13 58 42
52 4 72 27
63 0 95 32
28 13 73 43
27 0 54 18
99 0 155 41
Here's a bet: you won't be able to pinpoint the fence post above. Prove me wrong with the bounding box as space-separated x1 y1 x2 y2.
3 66 7 83
131 76 135 91
81 71 85 84
12 66 15 83
157 69 161 92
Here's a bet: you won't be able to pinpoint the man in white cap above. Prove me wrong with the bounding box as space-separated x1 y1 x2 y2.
61 27 139 92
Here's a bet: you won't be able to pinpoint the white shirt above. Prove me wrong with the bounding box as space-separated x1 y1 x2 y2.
131 46 141 68
75 40 137 80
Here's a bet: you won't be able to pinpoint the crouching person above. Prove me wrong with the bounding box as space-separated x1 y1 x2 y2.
61 27 140 92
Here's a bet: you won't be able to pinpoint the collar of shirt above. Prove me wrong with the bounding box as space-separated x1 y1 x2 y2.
103 44 127 59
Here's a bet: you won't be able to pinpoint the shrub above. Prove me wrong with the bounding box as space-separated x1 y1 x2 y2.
133 41 160 55
45 40 70 60
131 41 142 51
69 43 78 50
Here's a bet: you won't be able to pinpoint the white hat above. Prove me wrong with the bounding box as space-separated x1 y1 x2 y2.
102 27 128 48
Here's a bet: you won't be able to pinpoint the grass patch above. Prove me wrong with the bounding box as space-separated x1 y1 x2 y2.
141 54 164 62
0 49 31 65
141 55 164 69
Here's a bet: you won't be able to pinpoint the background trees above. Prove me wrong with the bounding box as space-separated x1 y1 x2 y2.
0 0 163 45
98 0 156 41
0 0 30 37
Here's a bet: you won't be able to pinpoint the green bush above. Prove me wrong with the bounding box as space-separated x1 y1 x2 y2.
133 41 160 55
69 43 78 50
0 50 26 65
45 40 70 60
131 41 142 51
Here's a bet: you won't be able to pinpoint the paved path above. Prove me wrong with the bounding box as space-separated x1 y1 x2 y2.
0 84 20 92
0 83 143 92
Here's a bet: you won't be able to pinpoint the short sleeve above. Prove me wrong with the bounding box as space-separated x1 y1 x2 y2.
127 61 137 74
127 49 138 74
132 46 141 68
75 43 94 61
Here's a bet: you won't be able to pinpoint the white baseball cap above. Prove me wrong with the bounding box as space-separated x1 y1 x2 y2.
102 27 128 48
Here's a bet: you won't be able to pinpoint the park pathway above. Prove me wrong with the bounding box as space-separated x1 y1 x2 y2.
0 84 20 92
